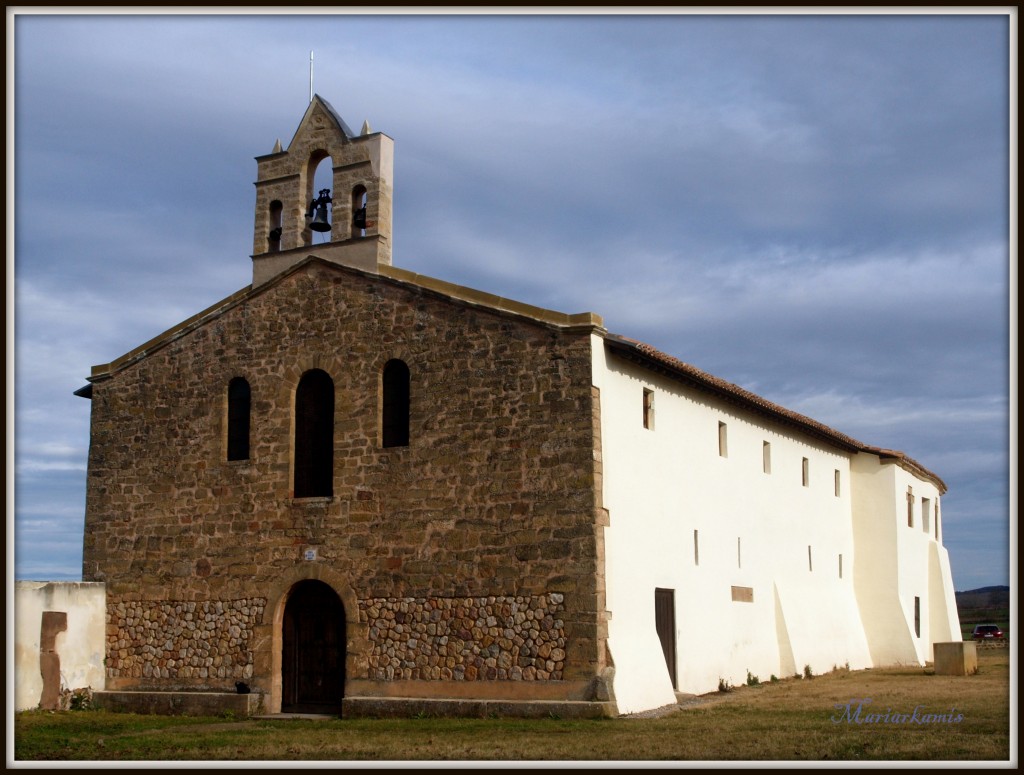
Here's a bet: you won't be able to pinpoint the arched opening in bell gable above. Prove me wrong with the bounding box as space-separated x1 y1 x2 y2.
267 201 283 252
304 151 334 245
352 185 368 238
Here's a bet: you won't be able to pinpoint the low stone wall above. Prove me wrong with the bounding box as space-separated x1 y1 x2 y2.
106 598 266 685
343 696 614 719
94 690 263 717
363 593 567 681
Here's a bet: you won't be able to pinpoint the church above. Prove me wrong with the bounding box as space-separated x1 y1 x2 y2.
76 96 961 717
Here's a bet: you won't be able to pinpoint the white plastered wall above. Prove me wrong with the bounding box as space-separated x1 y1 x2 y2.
593 338 872 713
14 582 107 711
850 453 960 665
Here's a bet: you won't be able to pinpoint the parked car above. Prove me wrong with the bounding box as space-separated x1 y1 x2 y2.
972 624 1005 640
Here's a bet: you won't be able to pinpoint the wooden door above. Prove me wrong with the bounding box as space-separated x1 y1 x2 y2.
282 580 346 713
655 588 677 689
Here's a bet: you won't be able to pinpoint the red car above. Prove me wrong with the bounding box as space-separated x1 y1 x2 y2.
972 624 1005 640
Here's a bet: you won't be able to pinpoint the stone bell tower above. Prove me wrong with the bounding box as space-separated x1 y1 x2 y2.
250 95 394 286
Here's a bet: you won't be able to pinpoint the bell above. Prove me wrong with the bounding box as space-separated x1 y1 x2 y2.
353 207 367 230
309 203 331 232
306 188 333 233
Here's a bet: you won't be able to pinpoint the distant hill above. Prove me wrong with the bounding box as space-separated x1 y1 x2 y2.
955 586 1009 639
955 585 1009 610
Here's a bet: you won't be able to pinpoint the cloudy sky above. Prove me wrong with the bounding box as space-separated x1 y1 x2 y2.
9 10 1012 593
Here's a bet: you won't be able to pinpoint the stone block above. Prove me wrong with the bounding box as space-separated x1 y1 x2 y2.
933 641 977 676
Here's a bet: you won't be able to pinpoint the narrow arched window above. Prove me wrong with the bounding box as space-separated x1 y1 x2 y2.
227 377 251 461
294 369 334 497
268 201 283 252
352 185 368 238
381 359 410 448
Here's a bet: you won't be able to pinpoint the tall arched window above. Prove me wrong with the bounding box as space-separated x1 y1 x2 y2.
227 377 251 461
294 369 334 497
381 359 410 448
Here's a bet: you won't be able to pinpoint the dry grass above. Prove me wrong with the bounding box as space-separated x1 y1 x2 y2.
13 649 1012 762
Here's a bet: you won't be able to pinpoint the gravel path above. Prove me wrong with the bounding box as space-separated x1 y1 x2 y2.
620 692 737 719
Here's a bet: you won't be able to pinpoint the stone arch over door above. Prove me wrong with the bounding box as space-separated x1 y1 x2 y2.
258 566 366 714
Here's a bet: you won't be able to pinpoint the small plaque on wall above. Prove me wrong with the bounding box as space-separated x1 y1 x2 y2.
731 585 754 603
303 548 317 562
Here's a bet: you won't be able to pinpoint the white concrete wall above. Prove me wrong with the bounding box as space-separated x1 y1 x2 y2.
14 582 106 711
593 339 872 713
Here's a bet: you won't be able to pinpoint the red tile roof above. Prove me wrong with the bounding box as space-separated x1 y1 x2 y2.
604 333 947 493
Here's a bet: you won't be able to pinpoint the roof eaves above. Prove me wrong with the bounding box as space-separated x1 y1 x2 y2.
604 334 862 452
862 445 948 494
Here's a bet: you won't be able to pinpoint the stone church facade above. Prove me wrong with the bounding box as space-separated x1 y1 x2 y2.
79 97 960 717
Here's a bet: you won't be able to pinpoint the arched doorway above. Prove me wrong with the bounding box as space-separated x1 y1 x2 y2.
281 579 346 714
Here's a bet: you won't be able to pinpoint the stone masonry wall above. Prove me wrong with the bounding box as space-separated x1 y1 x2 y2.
364 594 566 681
106 598 265 684
83 259 606 694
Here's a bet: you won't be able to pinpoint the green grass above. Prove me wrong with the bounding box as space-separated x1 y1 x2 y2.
14 650 1011 762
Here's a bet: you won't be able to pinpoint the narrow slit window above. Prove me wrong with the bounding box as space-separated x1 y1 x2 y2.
922 497 931 533
834 469 841 497
907 487 914 527
693 529 699 566
839 553 843 579
737 537 741 569
914 596 921 638
801 457 810 487
762 441 771 474
227 377 251 461
718 422 728 458
643 388 654 430
808 545 813 572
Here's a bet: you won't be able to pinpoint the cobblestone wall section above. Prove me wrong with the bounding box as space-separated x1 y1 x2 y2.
364 593 567 681
105 598 266 682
